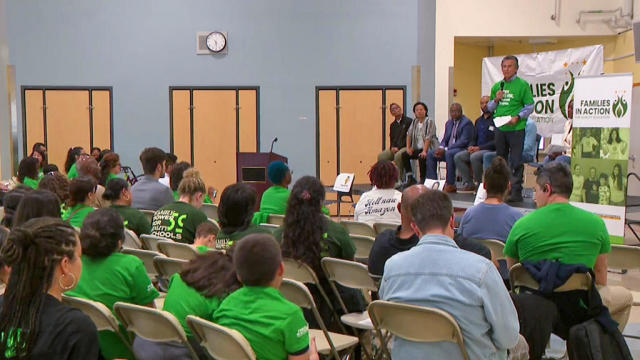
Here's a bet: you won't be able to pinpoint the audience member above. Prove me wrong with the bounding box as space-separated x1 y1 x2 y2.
426 103 474 193
67 208 159 360
0 186 31 228
505 162 633 358
42 163 59 174
368 184 427 276
135 251 241 359
159 153 177 188
38 172 70 209
76 156 107 208
65 146 86 179
17 157 40 190
99 152 121 186
151 169 208 244
380 190 519 359
169 161 215 204
102 178 151 236
0 218 100 359
63 176 96 228
131 147 174 210
30 142 48 170
453 96 496 192
193 221 217 253
378 103 412 179
214 234 318 360
97 149 112 163
216 183 270 250
401 102 438 184
252 161 293 225
354 160 402 226
0 230 9 292
13 190 61 227
488 55 535 203
90 147 101 161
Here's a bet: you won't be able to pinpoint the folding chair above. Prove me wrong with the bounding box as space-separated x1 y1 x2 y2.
509 263 591 293
207 218 221 234
140 210 155 224
373 222 397 236
121 248 164 279
368 300 470 360
201 203 219 221
186 315 256 360
123 228 142 249
267 214 285 226
279 279 359 360
113 302 199 360
61 295 132 352
351 235 375 262
282 258 346 333
477 239 505 261
341 220 375 237
258 223 279 231
157 241 199 261
154 256 188 280
140 234 169 252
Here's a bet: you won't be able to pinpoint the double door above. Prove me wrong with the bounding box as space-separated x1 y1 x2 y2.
170 87 259 192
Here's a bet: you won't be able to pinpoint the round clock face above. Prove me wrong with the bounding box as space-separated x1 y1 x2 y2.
206 32 226 53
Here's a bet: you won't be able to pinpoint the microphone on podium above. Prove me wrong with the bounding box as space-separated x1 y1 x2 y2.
269 137 278 153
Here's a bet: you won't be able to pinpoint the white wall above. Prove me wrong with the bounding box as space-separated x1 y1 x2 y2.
434 0 632 133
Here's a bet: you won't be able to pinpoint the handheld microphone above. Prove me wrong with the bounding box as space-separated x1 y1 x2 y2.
269 137 278 153
500 81 505 91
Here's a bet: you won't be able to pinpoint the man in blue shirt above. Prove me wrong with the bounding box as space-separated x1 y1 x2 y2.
426 103 474 193
380 190 520 360
454 96 496 192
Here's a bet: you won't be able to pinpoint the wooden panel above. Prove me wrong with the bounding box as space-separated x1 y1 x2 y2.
318 90 337 185
91 90 111 150
172 90 192 163
193 90 237 191
25 90 45 154
238 90 257 152
45 90 90 173
339 90 383 184
385 89 404 149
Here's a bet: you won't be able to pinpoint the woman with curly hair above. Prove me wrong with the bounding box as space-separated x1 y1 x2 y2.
39 172 71 216
354 160 401 226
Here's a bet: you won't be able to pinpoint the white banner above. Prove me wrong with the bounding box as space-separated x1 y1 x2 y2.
482 45 604 137
571 73 632 244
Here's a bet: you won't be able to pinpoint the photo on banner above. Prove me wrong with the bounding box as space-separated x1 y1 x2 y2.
572 73 632 244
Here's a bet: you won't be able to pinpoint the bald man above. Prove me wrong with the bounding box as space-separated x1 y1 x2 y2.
368 185 428 276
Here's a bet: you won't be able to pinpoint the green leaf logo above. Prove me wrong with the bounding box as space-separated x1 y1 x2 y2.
612 96 628 118
559 71 574 119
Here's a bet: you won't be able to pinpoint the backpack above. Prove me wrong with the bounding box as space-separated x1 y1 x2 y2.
568 318 633 360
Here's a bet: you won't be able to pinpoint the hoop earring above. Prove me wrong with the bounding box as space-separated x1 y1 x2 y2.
58 273 77 291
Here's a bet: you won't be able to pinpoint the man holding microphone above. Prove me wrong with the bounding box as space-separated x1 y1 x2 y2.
488 55 534 203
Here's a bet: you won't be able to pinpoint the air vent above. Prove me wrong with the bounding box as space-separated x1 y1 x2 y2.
196 31 228 55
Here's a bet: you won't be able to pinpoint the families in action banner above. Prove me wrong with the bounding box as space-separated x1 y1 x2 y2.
571 73 632 244
482 45 603 137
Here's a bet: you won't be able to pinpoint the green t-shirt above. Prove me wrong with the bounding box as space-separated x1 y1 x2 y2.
274 217 356 260
490 76 534 132
252 186 290 225
162 273 222 337
105 173 120 185
151 201 208 244
215 223 272 250
67 163 79 179
173 190 213 204
22 177 39 190
62 204 95 228
504 203 610 268
111 204 151 236
66 252 159 360
214 287 310 360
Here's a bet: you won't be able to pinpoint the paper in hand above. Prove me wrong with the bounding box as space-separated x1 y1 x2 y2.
493 116 512 127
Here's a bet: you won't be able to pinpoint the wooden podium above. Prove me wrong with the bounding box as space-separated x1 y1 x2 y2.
237 152 288 205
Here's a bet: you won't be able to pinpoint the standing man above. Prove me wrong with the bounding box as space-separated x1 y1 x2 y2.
426 103 474 193
454 96 496 192
378 103 412 180
488 55 534 202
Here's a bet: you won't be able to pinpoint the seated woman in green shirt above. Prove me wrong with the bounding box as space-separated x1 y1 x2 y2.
151 169 208 244
99 152 122 186
17 157 40 190
62 176 97 228
67 208 159 360
39 172 71 218
64 146 86 180
103 178 151 236
12 190 61 227
170 161 216 204
275 176 364 327
252 161 292 225
133 251 241 360
216 183 271 250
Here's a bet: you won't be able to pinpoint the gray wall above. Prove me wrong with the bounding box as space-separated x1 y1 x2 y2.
6 0 436 180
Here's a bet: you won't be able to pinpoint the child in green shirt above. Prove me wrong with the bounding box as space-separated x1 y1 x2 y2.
214 234 318 360
62 176 97 228
193 221 218 254
216 183 271 250
17 157 40 190
65 146 86 180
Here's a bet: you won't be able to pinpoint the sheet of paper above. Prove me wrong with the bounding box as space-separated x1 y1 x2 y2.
493 115 512 127
333 173 354 192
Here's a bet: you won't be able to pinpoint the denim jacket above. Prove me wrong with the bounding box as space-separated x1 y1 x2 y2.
380 234 520 360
